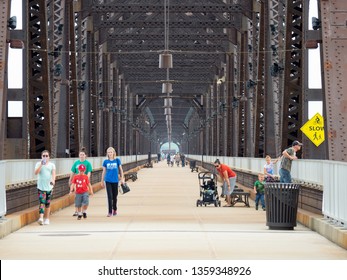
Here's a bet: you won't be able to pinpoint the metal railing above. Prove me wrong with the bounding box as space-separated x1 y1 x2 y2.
0 154 153 216
1 155 149 186
0 161 6 217
188 155 347 226
1 154 346 225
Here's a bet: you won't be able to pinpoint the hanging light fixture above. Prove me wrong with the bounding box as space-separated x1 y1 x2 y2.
159 53 173 69
162 82 172 93
159 0 172 142
159 0 173 69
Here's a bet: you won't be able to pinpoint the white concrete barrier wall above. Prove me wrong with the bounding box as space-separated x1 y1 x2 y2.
0 161 6 217
188 155 347 226
1 155 346 225
1 155 149 186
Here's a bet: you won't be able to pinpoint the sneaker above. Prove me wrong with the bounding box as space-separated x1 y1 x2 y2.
112 210 117 216
107 213 112 217
255 205 258 210
77 215 82 220
37 218 44 225
73 212 78 216
43 219 50 225
83 212 87 219
262 207 266 211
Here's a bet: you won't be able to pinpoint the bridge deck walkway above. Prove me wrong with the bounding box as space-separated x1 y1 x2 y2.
0 161 346 260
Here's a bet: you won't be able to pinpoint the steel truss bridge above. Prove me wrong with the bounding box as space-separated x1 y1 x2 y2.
0 0 346 161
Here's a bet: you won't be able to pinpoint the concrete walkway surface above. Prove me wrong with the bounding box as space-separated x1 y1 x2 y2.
0 161 346 260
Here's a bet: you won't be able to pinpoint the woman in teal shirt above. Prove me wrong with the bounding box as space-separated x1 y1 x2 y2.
34 150 56 225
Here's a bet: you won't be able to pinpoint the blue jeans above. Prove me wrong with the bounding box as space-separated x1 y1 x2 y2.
255 193 265 209
279 168 292 183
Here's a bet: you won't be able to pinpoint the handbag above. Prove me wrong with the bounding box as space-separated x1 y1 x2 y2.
120 182 130 194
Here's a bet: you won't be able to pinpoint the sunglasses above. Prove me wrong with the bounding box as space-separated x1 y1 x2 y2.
42 155 49 157
214 164 220 168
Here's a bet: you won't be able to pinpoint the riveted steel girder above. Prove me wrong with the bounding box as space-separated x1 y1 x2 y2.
0 0 10 160
321 0 347 161
27 0 52 158
281 0 304 150
3 0 335 161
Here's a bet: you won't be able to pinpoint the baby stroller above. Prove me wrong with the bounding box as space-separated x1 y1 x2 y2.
196 171 221 207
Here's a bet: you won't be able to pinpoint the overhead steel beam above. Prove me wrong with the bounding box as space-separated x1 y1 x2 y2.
96 20 240 29
104 33 229 41
90 3 244 13
107 43 227 52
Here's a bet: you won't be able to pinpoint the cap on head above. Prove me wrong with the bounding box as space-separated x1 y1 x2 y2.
78 164 86 172
292 140 303 147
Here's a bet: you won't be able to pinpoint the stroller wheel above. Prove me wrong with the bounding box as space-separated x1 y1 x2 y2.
214 201 218 207
196 200 200 207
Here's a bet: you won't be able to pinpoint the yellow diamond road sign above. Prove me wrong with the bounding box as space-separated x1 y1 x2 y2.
300 113 325 147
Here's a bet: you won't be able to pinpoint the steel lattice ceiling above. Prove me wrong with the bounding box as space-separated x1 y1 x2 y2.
84 0 251 143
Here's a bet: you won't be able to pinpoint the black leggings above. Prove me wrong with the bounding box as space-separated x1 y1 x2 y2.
105 182 119 213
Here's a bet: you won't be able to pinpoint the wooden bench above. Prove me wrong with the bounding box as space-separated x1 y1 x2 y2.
144 161 153 168
231 188 250 207
125 172 138 182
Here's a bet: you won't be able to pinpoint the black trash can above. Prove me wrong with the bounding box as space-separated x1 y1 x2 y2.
264 183 300 230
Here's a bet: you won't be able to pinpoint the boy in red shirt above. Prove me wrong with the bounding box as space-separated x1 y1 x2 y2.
69 164 94 219
214 159 237 207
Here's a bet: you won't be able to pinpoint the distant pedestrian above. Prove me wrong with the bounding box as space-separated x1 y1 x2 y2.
69 147 93 216
279 140 303 183
253 173 266 211
170 154 175 167
101 147 125 217
69 164 94 220
180 153 186 167
175 153 180 167
166 153 171 166
34 150 56 225
214 159 237 207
